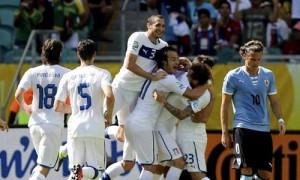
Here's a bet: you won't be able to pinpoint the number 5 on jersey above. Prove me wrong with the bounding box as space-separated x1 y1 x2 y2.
78 83 91 110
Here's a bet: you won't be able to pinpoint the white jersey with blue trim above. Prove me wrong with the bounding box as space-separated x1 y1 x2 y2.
113 32 168 91
17 64 70 128
55 65 112 138
222 66 277 132
126 70 188 129
155 71 190 133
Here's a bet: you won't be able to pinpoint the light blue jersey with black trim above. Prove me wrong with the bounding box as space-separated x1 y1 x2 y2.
222 66 277 132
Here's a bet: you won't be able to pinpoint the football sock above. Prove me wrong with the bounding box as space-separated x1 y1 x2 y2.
165 167 182 180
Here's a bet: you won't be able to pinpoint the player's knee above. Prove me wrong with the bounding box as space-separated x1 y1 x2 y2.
122 161 135 171
173 157 185 169
255 170 271 180
190 172 206 180
240 167 253 176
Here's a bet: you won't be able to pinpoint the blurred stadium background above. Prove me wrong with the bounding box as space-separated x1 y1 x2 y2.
0 0 300 179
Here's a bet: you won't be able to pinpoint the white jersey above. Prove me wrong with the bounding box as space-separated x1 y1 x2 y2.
127 71 188 129
55 65 112 138
113 32 168 91
17 64 70 127
177 90 211 139
155 72 190 133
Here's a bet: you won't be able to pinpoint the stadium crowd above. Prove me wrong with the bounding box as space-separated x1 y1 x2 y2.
0 0 299 59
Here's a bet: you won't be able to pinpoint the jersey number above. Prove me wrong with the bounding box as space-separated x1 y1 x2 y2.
78 83 91 110
36 84 57 109
251 94 260 105
184 153 194 164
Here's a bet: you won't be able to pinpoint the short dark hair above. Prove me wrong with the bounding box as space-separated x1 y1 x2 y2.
42 39 63 65
239 40 264 57
218 1 231 10
190 63 212 86
77 39 96 61
193 55 215 68
155 46 177 68
147 15 164 25
197 8 210 18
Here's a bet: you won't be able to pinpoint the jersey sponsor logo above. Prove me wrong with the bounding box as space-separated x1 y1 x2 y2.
138 45 156 60
132 41 139 51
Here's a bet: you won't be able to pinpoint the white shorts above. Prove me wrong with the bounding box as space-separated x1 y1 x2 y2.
29 124 62 168
112 86 138 125
176 122 207 173
67 137 106 170
125 126 157 165
155 130 182 163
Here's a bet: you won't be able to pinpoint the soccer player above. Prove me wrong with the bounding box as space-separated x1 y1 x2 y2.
15 39 70 180
154 63 214 180
220 40 286 180
102 14 168 180
55 39 114 180
125 47 209 180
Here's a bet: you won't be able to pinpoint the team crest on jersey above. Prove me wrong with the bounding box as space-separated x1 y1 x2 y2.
132 41 139 50
264 79 269 87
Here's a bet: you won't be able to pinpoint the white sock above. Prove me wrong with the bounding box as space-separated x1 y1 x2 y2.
82 166 99 179
29 170 46 180
165 167 182 180
105 126 119 140
59 143 68 157
139 169 153 180
153 174 165 180
240 175 253 180
103 162 125 179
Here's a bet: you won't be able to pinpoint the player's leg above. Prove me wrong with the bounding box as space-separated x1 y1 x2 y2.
156 130 185 180
84 138 106 179
68 138 85 180
29 124 62 180
102 136 136 179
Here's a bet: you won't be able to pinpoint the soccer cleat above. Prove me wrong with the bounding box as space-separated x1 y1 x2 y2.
70 164 83 180
54 151 67 171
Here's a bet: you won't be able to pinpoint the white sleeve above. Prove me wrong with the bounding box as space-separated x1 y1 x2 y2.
189 90 211 113
163 75 187 95
101 71 112 88
18 69 32 90
55 75 68 102
126 32 141 55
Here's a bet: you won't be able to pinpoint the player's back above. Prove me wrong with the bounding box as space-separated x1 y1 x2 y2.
63 65 111 138
20 64 69 127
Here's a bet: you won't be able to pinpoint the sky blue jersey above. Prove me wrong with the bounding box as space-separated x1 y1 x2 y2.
222 66 277 132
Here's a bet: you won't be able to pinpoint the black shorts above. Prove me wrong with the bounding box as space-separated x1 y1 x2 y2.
233 128 273 171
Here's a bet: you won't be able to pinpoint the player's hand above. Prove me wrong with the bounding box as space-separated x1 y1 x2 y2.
24 104 32 115
278 119 286 135
151 71 167 81
178 57 192 71
116 125 125 142
0 119 8 132
221 131 232 149
153 90 167 105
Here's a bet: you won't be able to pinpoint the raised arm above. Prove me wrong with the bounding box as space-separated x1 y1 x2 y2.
125 53 166 81
193 87 215 123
